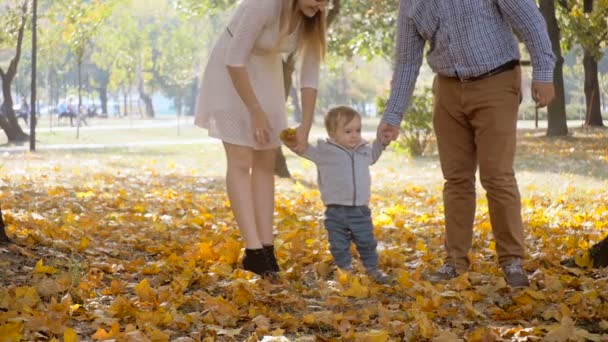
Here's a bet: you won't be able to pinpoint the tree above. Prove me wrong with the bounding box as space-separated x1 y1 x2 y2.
155 13 200 117
91 3 140 116
38 3 70 119
558 0 608 127
539 0 568 136
59 0 115 137
0 0 29 143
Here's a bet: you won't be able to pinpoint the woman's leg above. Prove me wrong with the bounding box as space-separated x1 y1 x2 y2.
251 148 277 246
223 142 262 249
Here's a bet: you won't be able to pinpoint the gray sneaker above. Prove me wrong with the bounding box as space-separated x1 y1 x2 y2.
502 259 529 288
367 269 391 284
428 263 459 283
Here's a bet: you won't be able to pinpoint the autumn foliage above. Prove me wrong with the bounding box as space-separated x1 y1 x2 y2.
1 130 608 341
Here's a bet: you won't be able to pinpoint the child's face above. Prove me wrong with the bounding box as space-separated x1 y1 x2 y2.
330 116 362 149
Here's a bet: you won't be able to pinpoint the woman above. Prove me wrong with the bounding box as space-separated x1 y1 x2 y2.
195 0 328 276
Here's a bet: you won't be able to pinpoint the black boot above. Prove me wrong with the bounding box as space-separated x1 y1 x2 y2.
263 245 280 272
242 248 273 276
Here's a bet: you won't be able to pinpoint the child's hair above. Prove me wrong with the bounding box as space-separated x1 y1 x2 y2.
324 106 361 135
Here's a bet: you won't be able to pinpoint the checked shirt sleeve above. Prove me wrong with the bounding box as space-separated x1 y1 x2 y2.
497 0 556 83
381 0 426 126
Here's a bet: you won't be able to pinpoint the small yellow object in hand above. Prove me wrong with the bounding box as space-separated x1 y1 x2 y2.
280 127 297 145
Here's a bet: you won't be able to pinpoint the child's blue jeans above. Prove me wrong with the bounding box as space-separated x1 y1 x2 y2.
324 205 379 271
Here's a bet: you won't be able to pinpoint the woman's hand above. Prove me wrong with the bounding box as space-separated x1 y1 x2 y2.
291 124 310 153
251 107 272 145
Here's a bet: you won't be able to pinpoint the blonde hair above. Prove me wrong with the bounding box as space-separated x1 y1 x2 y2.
277 0 327 60
325 106 361 136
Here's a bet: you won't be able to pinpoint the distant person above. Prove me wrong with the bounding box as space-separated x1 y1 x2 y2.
17 97 29 125
377 0 556 288
59 100 76 126
284 106 391 284
194 0 328 277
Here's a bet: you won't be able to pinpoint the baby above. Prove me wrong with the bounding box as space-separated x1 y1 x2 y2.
284 106 390 283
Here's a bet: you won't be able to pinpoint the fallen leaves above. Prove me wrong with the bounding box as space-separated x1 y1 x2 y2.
1 131 608 340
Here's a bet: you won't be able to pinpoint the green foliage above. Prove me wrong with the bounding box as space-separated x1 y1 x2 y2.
173 0 236 18
376 88 435 157
0 1 27 50
59 0 116 63
557 0 608 60
329 1 398 60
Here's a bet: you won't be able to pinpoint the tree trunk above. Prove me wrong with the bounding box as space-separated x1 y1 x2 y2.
97 69 110 115
0 207 9 245
290 86 302 123
583 52 604 127
138 64 154 118
274 54 297 178
123 90 128 117
539 0 568 136
76 60 83 138
0 2 29 143
582 0 604 127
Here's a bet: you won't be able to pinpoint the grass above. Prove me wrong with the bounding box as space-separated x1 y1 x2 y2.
7 120 608 197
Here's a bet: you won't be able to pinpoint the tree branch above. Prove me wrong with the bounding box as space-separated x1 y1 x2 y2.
6 1 28 80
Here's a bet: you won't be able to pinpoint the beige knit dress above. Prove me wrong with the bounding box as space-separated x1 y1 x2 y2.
195 0 320 150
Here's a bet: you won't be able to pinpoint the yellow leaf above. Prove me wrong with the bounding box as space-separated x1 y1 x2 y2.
135 279 157 303
34 259 59 274
341 277 369 298
466 327 497 342
416 241 427 253
512 292 535 306
354 329 390 342
92 322 121 340
64 328 79 342
218 240 241 264
302 314 316 325
142 263 161 275
543 316 576 342
433 331 463 342
396 270 413 288
575 250 593 268
0 322 23 342
78 237 90 251
144 325 170 342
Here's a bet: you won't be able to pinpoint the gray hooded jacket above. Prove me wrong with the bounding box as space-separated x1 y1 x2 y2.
299 138 384 206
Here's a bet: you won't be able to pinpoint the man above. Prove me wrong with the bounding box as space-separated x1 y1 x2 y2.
378 0 555 287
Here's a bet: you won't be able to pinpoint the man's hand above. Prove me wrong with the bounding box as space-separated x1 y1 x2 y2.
377 121 400 146
531 81 555 108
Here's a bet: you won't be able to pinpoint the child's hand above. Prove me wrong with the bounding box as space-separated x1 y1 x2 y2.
280 127 298 149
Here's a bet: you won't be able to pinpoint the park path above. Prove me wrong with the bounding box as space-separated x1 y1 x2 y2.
0 120 584 153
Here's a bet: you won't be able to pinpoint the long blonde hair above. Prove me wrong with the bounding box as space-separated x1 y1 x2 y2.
277 0 327 60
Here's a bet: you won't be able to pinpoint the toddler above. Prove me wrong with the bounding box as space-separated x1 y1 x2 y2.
284 106 390 283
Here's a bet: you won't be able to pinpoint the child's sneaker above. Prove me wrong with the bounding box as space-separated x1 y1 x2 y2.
367 269 391 284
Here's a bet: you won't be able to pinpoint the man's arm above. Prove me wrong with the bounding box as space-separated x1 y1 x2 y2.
497 0 556 107
381 0 426 127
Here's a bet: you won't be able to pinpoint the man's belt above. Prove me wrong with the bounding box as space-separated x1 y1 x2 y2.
455 60 520 83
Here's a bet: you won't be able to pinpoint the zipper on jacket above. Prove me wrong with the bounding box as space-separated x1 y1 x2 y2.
351 154 356 206
327 140 362 206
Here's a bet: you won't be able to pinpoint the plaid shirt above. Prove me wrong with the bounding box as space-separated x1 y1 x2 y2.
382 0 556 126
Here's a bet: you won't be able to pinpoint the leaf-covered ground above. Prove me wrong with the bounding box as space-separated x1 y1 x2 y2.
1 129 608 341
